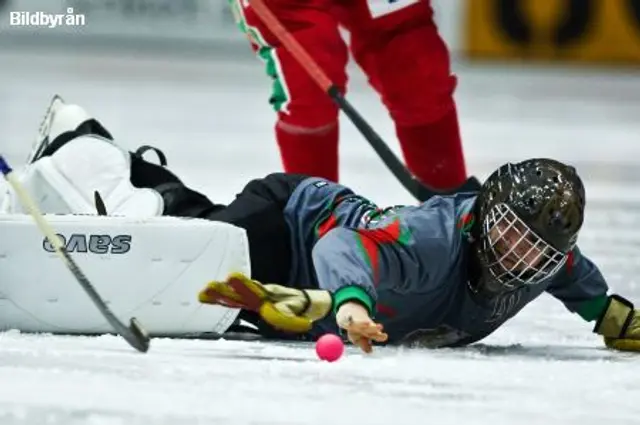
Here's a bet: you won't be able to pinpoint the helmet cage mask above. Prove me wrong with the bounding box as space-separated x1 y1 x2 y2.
480 202 569 289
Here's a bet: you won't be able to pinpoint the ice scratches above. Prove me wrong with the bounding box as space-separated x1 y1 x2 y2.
436 343 628 362
0 405 221 425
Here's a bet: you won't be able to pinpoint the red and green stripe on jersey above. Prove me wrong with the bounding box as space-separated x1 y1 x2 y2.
315 199 411 285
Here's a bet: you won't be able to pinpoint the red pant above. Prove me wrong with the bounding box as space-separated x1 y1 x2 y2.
230 0 466 188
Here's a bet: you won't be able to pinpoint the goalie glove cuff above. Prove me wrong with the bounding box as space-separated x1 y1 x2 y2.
299 289 333 322
594 294 635 339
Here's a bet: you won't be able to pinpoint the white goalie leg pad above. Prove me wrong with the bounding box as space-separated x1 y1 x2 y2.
47 103 91 145
27 96 86 165
2 135 164 217
0 214 247 336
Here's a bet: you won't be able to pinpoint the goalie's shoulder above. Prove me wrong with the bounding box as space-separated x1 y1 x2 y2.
285 176 380 231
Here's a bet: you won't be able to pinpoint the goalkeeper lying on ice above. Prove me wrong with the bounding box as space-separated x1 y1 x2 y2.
6 96 640 354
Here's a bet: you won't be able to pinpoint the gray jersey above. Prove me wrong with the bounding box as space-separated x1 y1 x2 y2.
283 178 608 346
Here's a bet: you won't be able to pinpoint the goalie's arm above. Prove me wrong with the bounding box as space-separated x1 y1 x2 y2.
310 217 450 321
311 228 380 315
545 247 610 322
546 246 640 351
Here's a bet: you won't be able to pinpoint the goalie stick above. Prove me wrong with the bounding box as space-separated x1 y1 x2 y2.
248 0 481 201
0 155 151 353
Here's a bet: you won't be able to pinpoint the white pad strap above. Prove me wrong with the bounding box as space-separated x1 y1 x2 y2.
2 135 164 217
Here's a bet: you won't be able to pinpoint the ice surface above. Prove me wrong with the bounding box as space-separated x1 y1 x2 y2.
0 330 638 425
1 46 640 425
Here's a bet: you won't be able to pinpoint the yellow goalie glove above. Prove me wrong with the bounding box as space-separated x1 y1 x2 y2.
198 272 332 333
594 295 640 352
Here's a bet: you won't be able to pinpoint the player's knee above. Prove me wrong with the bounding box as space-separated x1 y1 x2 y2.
378 39 457 125
271 90 339 127
276 117 338 137
386 74 457 127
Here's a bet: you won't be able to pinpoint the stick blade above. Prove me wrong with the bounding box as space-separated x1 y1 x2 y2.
128 317 151 353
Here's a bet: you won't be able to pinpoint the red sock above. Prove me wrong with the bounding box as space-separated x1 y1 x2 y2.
396 108 467 190
275 120 339 182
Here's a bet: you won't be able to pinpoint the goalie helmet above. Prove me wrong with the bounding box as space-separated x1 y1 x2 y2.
471 158 585 294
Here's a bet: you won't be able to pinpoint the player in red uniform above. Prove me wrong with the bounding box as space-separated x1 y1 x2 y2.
229 0 468 190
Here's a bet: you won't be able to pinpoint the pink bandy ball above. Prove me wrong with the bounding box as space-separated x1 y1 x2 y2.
315 333 345 362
